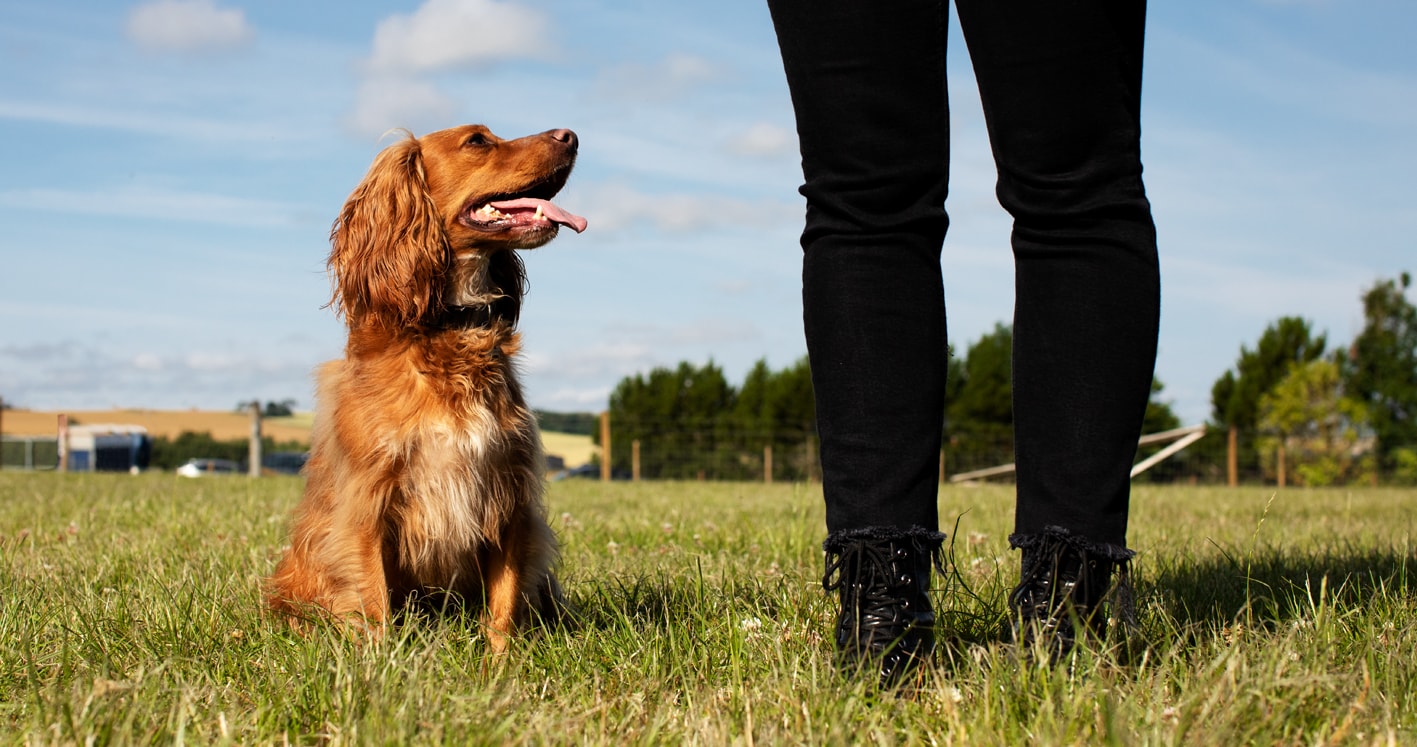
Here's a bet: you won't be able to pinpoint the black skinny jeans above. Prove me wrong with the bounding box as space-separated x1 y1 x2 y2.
768 0 1161 548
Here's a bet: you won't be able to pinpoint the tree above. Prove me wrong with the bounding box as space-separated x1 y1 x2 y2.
264 399 296 417
944 324 1014 473
534 411 599 435
1344 272 1417 477
1258 358 1373 486
1210 316 1328 480
603 358 818 481
1211 317 1328 429
733 357 816 480
947 323 1013 431
1142 377 1182 435
605 361 736 479
235 399 297 417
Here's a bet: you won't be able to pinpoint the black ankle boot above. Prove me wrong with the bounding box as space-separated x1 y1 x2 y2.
1008 527 1135 659
823 527 945 688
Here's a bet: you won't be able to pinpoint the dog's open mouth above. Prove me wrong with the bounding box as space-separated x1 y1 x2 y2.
466 198 588 234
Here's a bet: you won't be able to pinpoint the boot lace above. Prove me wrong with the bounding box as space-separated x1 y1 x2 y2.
824 538 944 643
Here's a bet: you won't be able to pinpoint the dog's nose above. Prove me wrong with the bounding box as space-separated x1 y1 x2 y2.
547 128 578 153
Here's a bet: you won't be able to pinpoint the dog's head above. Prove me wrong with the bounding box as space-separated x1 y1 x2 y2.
328 124 586 330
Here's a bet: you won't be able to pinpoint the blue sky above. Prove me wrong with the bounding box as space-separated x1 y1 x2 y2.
1 0 1413 427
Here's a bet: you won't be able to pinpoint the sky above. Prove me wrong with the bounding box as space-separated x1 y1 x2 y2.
1 0 1414 427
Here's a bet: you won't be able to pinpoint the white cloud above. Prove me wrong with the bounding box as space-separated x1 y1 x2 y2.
1163 253 1368 326
0 341 319 411
0 100 292 143
523 341 656 381
0 185 301 228
594 53 721 101
725 122 795 157
345 75 459 140
537 386 614 409
367 0 553 73
132 353 164 372
125 0 253 54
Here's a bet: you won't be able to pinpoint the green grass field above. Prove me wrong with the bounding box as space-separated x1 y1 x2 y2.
1 473 1413 745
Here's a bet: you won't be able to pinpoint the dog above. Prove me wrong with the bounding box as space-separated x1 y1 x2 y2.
266 124 587 651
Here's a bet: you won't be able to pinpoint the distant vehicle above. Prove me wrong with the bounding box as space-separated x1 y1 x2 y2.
176 458 241 477
551 464 630 481
262 451 309 476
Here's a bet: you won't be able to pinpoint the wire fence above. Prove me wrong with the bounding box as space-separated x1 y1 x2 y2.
8 415 1414 487
594 417 1417 487
1 437 60 471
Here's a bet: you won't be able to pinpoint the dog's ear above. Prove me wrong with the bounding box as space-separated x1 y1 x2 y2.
328 134 449 328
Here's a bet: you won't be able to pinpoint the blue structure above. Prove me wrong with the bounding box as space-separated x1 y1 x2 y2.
67 425 152 473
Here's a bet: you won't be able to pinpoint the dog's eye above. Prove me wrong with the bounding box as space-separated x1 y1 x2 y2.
463 133 490 147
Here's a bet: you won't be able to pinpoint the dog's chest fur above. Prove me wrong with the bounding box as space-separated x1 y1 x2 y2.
395 402 539 589
333 330 542 587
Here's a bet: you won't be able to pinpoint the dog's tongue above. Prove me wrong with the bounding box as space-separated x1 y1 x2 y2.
489 198 588 233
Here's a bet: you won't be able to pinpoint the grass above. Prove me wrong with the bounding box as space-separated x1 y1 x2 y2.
1 472 1414 745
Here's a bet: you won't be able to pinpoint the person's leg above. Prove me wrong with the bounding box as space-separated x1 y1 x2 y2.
956 0 1160 650
769 0 951 536
768 0 951 685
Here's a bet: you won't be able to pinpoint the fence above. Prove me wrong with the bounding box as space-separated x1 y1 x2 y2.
590 416 1417 487
1 436 60 471
593 416 1229 485
596 414 820 483
1203 425 1417 487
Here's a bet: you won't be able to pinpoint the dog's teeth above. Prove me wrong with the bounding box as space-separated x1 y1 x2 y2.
533 205 544 221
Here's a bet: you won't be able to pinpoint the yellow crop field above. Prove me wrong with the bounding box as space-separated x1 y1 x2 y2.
541 430 597 468
1 409 313 443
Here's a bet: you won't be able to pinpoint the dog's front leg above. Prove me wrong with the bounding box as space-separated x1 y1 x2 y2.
329 518 394 638
481 514 534 653
482 554 521 653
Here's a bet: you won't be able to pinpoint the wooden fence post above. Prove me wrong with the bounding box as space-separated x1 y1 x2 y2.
599 411 611 482
764 444 773 484
248 402 263 478
1276 441 1287 488
57 414 69 473
631 439 640 482
1227 426 1238 487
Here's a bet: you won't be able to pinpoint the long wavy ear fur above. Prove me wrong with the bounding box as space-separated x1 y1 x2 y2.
328 134 449 329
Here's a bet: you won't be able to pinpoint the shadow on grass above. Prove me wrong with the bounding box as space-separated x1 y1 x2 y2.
560 572 798 634
1141 541 1414 632
927 540 1415 663
392 542 1411 664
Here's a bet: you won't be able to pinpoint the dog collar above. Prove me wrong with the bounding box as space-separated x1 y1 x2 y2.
436 296 520 329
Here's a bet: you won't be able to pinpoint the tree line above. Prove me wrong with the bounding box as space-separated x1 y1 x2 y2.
595 358 816 481
1207 273 1417 485
586 272 1415 485
591 331 1183 482
148 431 308 472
